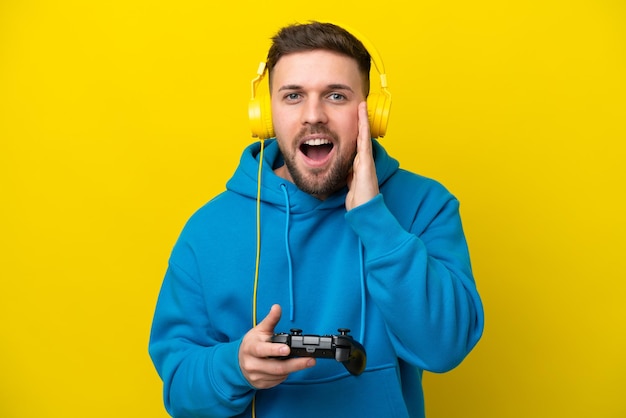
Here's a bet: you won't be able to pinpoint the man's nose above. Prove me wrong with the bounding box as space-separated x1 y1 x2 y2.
301 96 328 125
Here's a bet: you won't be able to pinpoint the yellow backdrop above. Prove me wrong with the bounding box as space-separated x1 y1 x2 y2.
1 0 625 417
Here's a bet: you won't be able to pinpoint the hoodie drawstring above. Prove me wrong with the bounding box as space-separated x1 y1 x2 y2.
358 238 366 344
280 184 295 321
279 184 366 342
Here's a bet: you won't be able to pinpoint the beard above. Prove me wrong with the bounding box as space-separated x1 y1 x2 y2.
279 124 356 198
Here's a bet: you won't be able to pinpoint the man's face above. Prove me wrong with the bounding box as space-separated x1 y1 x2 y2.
270 49 367 199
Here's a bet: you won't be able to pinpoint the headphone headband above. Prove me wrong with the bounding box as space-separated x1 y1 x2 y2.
336 23 388 89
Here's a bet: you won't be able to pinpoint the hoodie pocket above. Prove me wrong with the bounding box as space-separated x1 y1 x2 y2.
257 366 410 418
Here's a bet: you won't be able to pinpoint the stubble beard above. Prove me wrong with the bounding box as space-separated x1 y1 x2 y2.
280 125 356 198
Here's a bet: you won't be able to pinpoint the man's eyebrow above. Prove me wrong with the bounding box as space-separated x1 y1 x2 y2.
277 84 302 91
327 84 354 92
277 84 355 92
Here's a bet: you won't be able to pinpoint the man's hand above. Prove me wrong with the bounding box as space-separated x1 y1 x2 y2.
346 101 379 211
239 304 315 389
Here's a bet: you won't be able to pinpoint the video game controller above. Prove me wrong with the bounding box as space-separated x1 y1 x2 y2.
270 328 366 376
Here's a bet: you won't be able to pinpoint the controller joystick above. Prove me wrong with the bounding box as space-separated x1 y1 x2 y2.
270 328 367 376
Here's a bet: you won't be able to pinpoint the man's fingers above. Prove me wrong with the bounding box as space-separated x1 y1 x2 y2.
243 357 316 389
346 101 379 211
268 357 316 375
357 101 371 151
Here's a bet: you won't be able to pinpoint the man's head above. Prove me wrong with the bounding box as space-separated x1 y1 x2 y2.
267 22 373 200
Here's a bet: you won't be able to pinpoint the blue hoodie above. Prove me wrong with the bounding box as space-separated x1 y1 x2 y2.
149 139 484 418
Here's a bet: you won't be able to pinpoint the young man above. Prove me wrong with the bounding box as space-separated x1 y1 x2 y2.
149 21 484 418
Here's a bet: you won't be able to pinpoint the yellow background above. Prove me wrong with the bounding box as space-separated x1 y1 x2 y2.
1 0 625 417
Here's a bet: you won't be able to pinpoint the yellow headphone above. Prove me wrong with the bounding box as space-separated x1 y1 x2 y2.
248 23 392 140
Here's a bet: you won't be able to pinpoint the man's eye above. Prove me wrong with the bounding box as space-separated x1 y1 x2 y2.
285 93 301 100
328 93 346 101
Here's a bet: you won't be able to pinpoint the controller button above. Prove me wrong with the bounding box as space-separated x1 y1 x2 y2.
303 336 320 345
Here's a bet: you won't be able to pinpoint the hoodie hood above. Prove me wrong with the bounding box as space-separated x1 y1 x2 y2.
225 138 400 209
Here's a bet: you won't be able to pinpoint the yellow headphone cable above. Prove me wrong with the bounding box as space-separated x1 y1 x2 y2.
251 138 265 418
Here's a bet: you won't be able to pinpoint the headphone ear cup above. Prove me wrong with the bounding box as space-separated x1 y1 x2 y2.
248 85 274 139
367 91 391 138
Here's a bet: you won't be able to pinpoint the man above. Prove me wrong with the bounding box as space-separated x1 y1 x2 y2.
149 21 484 418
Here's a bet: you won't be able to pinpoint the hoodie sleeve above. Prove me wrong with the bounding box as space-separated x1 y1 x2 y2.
345 190 484 373
148 258 255 417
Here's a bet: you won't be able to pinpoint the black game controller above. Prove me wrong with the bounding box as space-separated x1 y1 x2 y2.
270 328 366 376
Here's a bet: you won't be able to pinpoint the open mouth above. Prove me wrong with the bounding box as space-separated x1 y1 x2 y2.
300 138 334 163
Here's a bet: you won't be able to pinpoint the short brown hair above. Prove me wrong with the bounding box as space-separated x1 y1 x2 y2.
266 21 371 95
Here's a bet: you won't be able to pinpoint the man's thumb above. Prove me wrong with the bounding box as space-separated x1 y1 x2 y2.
256 304 282 333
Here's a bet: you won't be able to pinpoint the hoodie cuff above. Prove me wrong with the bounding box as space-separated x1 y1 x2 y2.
345 194 414 260
210 338 256 404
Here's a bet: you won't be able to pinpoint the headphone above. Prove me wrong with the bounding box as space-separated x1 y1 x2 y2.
248 23 392 140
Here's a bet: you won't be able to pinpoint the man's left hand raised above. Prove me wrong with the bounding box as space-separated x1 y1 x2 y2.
346 101 379 211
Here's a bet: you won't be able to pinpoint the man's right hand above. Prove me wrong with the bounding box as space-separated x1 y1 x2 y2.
238 304 316 389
